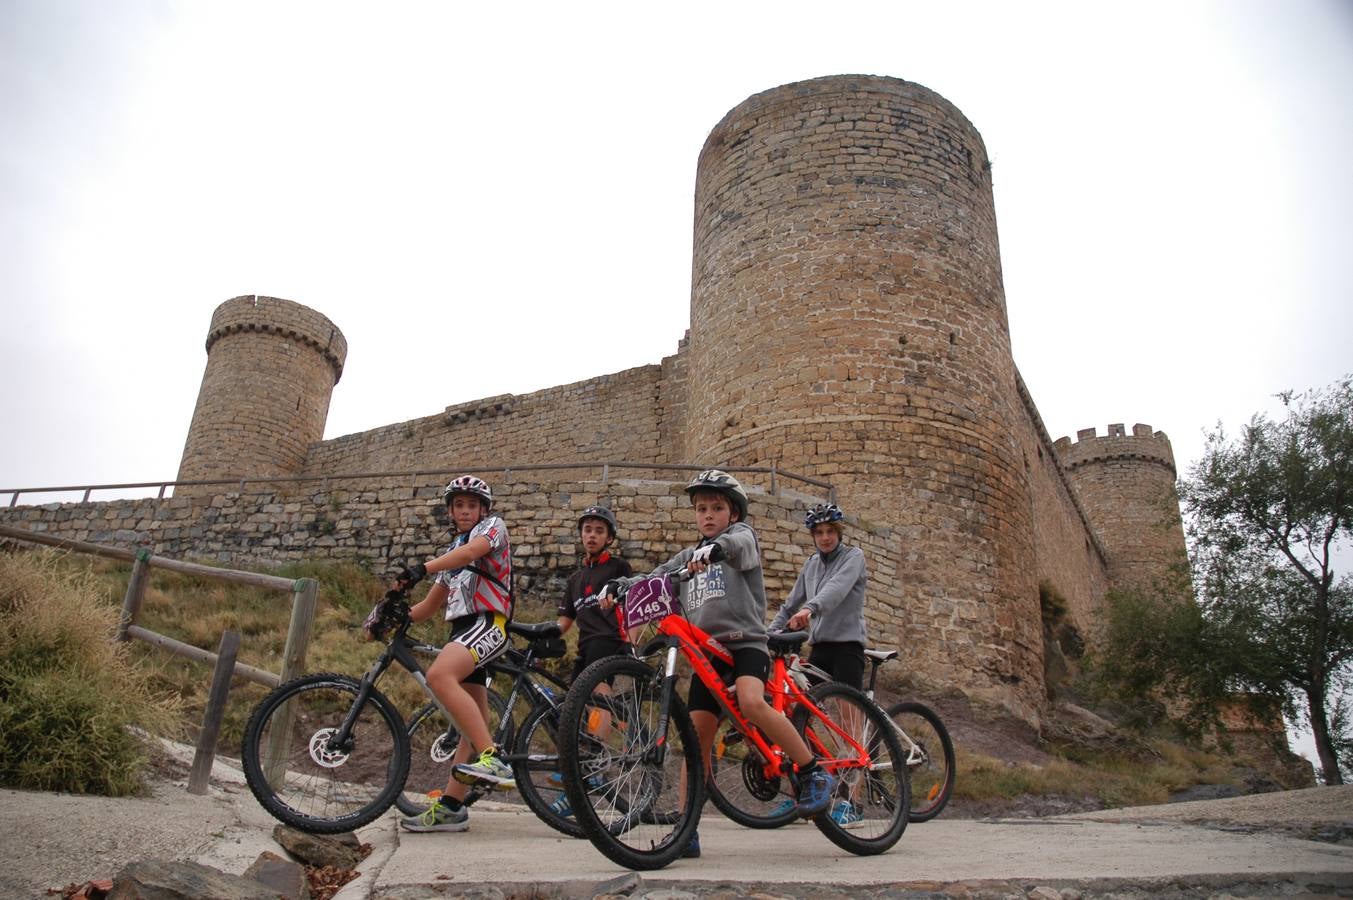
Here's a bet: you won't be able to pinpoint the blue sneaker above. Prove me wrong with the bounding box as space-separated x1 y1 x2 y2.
548 792 572 818
682 829 701 858
829 799 862 826
768 797 797 818
795 766 835 817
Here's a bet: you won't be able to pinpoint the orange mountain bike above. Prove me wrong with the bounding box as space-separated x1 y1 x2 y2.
555 571 909 870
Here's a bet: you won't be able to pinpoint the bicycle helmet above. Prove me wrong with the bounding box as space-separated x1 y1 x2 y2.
684 469 749 519
804 503 845 529
443 475 493 511
577 504 618 537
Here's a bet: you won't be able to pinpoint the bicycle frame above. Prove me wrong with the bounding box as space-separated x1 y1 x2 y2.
643 612 873 781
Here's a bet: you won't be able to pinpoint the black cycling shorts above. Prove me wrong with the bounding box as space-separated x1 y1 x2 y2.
807 640 866 690
571 637 629 684
446 612 509 687
687 646 770 716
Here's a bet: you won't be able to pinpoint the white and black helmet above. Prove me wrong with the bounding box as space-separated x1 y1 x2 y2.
684 469 749 519
804 503 845 529
443 475 493 510
578 504 618 537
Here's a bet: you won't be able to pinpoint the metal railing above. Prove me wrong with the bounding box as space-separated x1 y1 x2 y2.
2 461 837 506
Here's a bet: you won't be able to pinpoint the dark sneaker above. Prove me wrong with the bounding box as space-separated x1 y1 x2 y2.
454 747 516 791
682 830 701 858
795 767 836 818
399 801 469 833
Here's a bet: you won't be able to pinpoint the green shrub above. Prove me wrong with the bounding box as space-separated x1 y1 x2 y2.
0 551 180 795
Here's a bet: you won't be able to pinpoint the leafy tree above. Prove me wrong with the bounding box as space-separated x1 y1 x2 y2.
1181 376 1353 784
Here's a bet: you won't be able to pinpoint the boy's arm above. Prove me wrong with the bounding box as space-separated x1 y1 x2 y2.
427 534 492 573
769 568 808 631
802 549 866 618
709 524 759 569
409 581 450 624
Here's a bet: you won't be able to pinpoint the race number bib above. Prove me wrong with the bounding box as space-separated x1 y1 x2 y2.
622 575 679 629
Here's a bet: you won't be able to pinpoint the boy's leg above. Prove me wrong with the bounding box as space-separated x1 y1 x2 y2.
735 674 835 817
440 682 490 801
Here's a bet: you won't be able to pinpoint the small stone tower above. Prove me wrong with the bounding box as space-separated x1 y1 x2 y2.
1055 424 1189 597
176 295 346 494
688 75 1043 720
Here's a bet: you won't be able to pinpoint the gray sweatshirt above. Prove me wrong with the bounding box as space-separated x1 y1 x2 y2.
641 521 769 653
769 543 868 645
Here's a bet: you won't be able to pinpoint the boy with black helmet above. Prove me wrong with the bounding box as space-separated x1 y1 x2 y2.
601 470 836 856
556 504 633 681
386 475 516 833
770 501 870 824
547 504 634 817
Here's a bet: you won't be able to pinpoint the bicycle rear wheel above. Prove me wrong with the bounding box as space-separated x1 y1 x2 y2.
396 687 507 816
706 716 798 828
792 682 909 855
558 655 703 870
887 700 955 822
242 673 408 834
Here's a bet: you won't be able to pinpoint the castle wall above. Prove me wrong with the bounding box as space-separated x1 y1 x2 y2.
0 480 985 699
177 296 347 493
685 75 1043 721
299 362 677 478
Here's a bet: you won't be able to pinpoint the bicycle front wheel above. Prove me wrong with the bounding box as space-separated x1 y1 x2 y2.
887 700 955 822
396 687 508 817
792 681 909 855
242 673 409 834
558 655 703 870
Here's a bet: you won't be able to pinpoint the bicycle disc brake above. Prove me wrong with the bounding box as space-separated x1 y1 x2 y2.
308 728 350 768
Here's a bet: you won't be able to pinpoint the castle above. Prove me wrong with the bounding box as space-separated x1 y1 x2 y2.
1 76 1188 729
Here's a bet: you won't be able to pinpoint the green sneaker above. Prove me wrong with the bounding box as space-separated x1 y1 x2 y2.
453 747 516 791
399 800 469 833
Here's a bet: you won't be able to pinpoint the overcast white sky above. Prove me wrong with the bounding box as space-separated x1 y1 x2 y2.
2 0 1350 761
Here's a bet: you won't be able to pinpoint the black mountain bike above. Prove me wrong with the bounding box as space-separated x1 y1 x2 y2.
241 590 581 836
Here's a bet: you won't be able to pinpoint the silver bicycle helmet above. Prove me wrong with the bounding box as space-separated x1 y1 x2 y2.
684 469 749 519
578 504 618 537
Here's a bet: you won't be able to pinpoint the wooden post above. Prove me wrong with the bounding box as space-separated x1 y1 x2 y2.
117 549 152 641
280 578 317 684
265 578 317 789
188 630 240 795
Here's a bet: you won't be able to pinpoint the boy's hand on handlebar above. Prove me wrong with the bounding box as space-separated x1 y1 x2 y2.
598 579 622 612
688 541 723 573
396 562 427 589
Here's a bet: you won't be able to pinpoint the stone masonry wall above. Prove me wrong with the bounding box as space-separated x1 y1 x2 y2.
298 363 677 478
1 480 992 694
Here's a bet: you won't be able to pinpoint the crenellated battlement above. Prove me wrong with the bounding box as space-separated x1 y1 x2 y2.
1053 423 1177 476
206 295 347 383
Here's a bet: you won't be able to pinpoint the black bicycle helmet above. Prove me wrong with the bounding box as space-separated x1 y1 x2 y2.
684 469 749 519
578 504 618 537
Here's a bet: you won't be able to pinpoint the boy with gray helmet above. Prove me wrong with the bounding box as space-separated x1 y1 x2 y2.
600 470 836 856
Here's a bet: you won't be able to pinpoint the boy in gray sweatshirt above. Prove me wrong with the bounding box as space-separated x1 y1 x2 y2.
603 470 836 855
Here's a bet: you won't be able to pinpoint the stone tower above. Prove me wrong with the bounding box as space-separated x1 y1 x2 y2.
176 295 347 494
1055 424 1189 597
687 75 1043 719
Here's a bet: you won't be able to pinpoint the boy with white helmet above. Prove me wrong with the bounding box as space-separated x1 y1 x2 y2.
602 470 836 857
385 475 515 833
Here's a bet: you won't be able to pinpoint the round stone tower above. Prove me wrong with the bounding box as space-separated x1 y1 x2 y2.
688 75 1042 720
176 295 346 494
1054 424 1189 597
